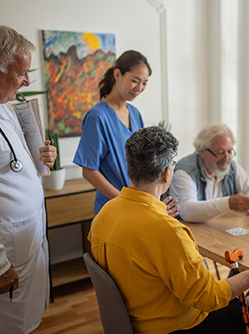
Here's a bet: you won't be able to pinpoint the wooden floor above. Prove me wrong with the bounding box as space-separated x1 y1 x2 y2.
33 258 230 334
33 278 104 334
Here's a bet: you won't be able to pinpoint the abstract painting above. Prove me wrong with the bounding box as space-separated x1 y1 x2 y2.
41 30 116 137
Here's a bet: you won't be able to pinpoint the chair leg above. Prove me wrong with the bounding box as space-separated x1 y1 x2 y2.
213 261 220 280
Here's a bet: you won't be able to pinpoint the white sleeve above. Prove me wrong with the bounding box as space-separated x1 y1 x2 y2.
0 243 11 276
235 162 249 195
169 170 230 222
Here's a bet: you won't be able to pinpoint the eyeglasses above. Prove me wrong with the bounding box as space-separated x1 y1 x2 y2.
171 160 177 169
206 148 236 159
11 72 28 79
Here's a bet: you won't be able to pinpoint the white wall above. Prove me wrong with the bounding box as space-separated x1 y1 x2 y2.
166 0 207 158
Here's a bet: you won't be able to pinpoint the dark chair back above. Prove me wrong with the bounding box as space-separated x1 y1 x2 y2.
83 252 134 334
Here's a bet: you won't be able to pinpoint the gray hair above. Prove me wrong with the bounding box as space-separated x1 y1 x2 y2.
193 124 236 153
125 126 179 186
0 26 36 73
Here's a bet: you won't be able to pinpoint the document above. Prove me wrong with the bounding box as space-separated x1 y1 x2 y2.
13 99 50 176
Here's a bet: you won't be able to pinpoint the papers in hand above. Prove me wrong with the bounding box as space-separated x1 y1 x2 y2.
13 99 50 176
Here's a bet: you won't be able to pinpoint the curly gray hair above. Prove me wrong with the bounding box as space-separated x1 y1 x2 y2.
125 126 179 186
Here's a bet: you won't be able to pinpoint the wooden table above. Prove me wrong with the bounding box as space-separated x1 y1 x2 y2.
183 211 249 271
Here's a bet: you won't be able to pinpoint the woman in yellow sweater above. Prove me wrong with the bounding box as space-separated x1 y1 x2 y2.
88 126 246 334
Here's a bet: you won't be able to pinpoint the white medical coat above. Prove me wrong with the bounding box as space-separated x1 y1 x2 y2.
0 103 49 334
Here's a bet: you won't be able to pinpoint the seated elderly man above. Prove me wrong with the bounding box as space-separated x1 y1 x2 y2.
170 124 249 222
88 126 247 334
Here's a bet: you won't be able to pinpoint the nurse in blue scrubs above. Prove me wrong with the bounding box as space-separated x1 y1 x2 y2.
74 50 178 216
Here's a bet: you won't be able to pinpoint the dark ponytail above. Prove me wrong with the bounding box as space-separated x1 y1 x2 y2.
98 50 152 99
99 67 115 99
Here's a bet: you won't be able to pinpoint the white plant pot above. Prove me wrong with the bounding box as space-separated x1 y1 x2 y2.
43 168 66 191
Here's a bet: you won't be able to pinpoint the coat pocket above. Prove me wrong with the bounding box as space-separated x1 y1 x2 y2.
1 209 43 266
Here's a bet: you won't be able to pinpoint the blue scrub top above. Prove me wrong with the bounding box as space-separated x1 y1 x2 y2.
73 100 144 214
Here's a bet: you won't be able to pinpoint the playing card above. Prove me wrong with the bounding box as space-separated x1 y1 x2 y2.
226 227 249 236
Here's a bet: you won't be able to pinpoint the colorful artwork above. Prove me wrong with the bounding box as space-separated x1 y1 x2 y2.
41 30 116 137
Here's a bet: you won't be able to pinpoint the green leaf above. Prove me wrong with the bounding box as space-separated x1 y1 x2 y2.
157 120 172 131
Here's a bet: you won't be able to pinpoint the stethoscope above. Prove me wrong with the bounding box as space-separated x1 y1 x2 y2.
0 127 23 172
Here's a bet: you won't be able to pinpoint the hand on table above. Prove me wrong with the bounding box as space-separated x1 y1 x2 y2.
229 194 249 213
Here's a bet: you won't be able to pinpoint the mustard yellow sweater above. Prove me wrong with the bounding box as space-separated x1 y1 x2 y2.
88 187 231 334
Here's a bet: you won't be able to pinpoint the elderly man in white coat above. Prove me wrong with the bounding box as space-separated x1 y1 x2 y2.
0 26 57 333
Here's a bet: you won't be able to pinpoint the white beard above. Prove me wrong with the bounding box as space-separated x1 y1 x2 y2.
205 161 230 178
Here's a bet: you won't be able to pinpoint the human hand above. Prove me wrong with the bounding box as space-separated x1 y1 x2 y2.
163 196 179 218
228 194 249 212
0 265 18 294
39 140 57 168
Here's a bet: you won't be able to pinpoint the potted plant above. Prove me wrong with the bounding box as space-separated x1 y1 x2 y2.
42 129 65 190
157 120 172 131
